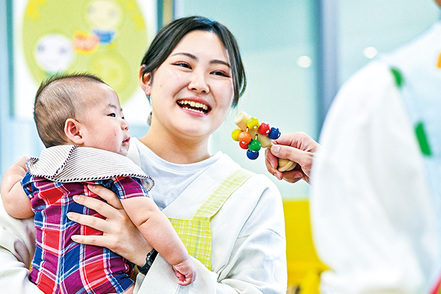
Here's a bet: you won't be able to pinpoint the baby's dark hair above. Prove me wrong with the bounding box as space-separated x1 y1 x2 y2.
34 73 107 147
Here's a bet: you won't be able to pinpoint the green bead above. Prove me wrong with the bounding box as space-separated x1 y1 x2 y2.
248 139 261 152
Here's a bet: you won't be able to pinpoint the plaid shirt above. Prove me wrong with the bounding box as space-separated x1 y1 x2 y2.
22 174 148 294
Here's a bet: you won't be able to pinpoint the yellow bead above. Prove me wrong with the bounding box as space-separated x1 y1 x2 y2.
231 129 241 141
247 117 259 130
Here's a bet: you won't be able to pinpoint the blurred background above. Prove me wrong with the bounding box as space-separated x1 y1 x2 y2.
1 0 439 292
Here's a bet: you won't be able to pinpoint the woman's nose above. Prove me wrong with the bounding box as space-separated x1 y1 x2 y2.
188 71 209 94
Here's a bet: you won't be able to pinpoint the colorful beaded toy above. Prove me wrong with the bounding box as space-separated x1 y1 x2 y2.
232 111 296 172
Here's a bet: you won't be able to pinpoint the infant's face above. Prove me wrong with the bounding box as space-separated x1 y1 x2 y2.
77 83 130 156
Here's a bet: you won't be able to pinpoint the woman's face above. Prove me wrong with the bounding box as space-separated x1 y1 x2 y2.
141 30 234 141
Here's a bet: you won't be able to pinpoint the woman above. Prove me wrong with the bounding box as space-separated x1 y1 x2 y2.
0 16 287 293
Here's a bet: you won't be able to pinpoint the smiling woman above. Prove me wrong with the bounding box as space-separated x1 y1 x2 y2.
0 16 287 293
139 29 236 158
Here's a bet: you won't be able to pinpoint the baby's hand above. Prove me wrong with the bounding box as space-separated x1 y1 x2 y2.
172 258 196 286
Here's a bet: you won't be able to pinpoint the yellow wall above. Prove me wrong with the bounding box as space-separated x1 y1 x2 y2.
283 200 328 293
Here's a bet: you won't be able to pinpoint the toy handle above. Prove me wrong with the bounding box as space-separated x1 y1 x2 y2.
268 146 297 172
277 158 297 172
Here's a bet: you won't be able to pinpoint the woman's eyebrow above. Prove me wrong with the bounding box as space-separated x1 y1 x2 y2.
171 52 230 67
211 59 231 68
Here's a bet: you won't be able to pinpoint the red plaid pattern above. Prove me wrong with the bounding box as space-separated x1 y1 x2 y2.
22 174 147 294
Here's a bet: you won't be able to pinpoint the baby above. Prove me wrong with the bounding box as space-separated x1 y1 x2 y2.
1 73 195 294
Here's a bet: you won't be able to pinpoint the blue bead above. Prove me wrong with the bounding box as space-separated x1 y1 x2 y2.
268 127 281 139
247 150 259 160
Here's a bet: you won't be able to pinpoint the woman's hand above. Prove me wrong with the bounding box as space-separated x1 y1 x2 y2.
265 132 319 183
67 184 152 267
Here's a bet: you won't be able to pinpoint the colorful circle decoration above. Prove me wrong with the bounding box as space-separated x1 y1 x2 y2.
22 0 149 104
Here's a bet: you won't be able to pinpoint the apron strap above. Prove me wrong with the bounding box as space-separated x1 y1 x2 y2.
193 169 253 219
169 168 253 269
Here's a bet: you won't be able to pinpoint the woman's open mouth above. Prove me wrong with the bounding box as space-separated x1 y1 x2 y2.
177 99 211 114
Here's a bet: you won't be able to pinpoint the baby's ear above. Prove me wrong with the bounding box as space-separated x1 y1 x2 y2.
64 118 84 145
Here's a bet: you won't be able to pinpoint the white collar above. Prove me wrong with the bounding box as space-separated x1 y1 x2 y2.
27 145 154 191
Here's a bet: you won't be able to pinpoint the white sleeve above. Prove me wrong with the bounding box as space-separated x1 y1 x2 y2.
0 194 43 294
214 176 287 293
135 175 287 294
134 256 217 294
310 61 440 294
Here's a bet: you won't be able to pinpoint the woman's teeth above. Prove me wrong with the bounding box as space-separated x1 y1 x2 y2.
177 100 210 113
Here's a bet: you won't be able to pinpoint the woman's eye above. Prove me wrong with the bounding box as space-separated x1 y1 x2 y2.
174 62 191 69
108 113 116 117
212 70 230 77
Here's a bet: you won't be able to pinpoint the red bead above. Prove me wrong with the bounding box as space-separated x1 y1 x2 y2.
258 123 270 135
239 141 249 149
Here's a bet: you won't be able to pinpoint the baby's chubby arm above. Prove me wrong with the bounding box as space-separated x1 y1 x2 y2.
1 157 33 219
121 196 196 286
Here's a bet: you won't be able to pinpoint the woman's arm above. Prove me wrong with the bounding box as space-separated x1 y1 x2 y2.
0 194 42 293
214 175 287 293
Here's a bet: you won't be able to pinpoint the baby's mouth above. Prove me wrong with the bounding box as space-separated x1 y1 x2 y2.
177 100 211 114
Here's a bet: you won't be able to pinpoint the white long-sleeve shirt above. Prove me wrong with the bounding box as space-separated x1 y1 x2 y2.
310 22 441 294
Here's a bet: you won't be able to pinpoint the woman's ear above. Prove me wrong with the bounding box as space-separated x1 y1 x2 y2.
139 66 152 95
64 118 84 145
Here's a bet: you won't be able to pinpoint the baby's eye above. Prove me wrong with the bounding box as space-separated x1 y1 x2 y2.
108 113 116 117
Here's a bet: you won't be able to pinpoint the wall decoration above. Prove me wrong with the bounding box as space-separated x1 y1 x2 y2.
14 0 157 123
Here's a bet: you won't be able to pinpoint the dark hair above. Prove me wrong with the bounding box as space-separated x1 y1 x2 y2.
140 16 246 107
34 73 107 147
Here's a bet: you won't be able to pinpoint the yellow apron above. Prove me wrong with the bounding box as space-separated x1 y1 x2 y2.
169 169 252 270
